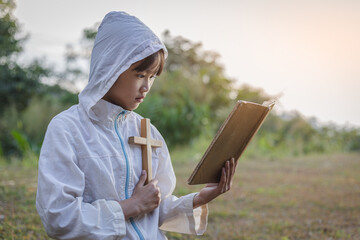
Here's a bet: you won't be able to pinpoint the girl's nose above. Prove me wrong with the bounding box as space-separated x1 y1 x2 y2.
140 86 148 92
140 80 149 93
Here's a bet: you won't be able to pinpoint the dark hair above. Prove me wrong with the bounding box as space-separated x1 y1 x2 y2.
133 49 165 76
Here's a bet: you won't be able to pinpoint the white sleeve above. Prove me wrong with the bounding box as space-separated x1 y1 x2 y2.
155 135 208 235
36 118 126 240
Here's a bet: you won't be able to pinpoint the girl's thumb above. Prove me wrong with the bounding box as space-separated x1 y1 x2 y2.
139 170 147 184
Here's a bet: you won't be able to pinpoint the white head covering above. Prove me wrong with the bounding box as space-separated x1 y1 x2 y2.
78 11 168 120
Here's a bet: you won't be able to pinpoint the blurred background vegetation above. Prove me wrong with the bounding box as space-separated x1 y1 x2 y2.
0 0 359 165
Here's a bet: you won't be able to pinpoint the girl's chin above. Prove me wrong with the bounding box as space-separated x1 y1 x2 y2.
125 103 140 111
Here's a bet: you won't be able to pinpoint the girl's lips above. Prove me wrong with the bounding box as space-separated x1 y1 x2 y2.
136 97 144 102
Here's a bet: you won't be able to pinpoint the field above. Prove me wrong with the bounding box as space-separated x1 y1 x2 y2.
1 153 360 239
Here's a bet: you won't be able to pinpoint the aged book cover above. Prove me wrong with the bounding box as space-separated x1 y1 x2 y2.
188 100 275 185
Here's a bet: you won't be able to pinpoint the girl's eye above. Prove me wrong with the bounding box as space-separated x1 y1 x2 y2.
136 73 156 80
137 74 145 78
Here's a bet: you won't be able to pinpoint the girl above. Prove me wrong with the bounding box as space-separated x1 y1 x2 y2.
36 11 236 240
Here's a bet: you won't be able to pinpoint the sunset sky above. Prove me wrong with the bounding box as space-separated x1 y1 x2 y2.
14 0 360 127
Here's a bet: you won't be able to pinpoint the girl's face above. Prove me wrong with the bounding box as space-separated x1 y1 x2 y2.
102 59 159 110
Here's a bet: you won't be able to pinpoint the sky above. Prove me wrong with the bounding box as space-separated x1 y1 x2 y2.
14 0 360 127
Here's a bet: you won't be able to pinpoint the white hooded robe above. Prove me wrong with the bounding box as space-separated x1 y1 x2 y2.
36 11 208 240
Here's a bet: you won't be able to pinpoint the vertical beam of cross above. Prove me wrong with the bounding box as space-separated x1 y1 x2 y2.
129 118 162 184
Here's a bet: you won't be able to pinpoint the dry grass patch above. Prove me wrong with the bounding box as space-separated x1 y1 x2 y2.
170 153 360 239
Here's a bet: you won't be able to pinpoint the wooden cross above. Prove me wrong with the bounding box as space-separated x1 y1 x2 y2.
128 118 162 184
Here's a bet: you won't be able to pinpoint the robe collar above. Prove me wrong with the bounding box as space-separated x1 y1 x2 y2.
90 98 132 122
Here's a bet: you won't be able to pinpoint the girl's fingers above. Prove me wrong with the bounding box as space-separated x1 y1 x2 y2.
137 170 147 186
226 160 231 191
231 158 236 176
219 158 237 195
229 158 236 187
219 166 226 186
221 167 227 193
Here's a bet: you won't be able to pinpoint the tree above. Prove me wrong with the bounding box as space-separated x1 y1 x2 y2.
0 0 22 59
0 0 49 113
0 0 51 157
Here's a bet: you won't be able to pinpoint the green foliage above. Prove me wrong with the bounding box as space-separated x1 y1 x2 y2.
0 2 75 159
137 91 209 147
244 111 360 160
0 61 48 113
0 0 23 58
0 0 48 114
0 1 48 130
0 85 77 158
11 130 30 153
162 31 233 122
22 87 77 145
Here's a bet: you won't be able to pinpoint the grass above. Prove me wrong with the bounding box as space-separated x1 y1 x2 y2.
169 152 360 240
1 152 360 239
0 163 48 239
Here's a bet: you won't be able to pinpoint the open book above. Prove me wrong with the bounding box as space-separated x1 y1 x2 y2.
188 100 275 185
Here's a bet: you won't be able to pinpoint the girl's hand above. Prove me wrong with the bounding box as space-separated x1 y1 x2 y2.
193 157 237 209
119 170 161 219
